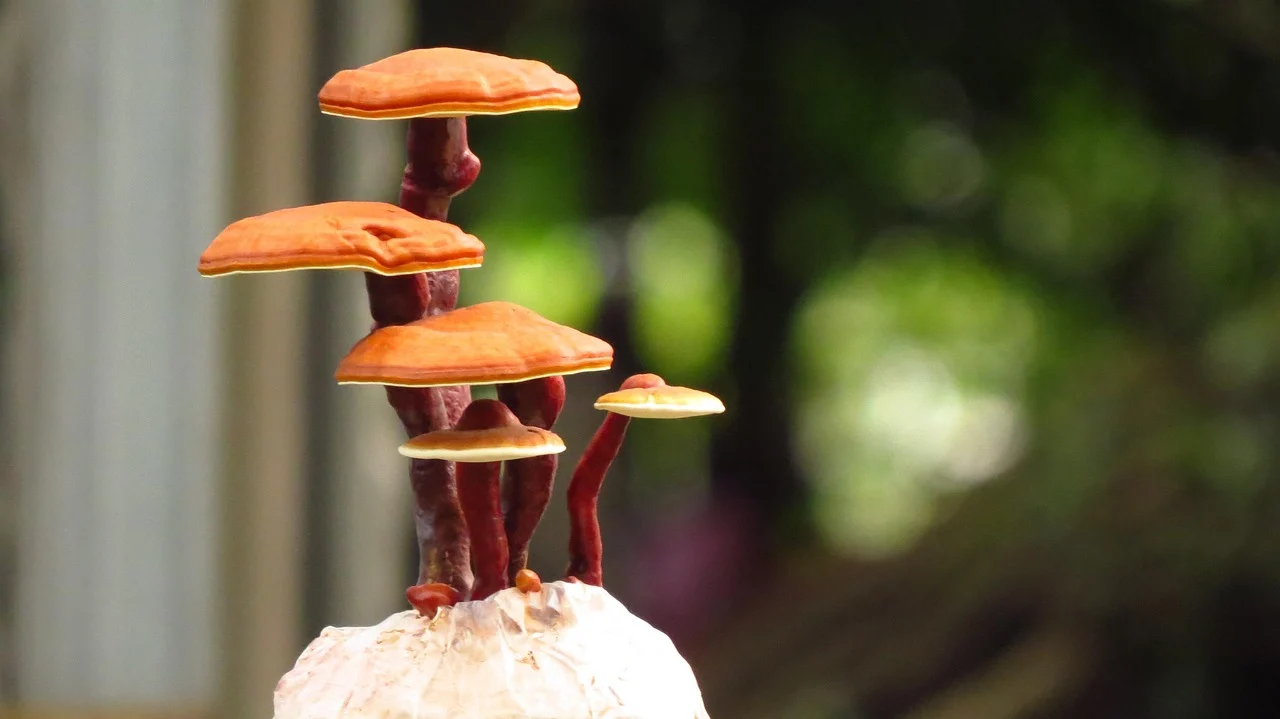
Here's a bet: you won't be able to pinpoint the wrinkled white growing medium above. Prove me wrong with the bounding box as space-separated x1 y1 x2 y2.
273 580 711 719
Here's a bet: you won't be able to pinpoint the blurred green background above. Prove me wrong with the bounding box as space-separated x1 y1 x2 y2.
3 0 1280 717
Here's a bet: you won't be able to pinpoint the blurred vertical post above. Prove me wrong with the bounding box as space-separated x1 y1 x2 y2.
307 0 415 630
12 0 228 711
217 0 316 717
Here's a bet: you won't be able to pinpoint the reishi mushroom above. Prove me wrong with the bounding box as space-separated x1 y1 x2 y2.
337 299 611 596
399 398 566 600
566 374 726 586
335 301 614 387
317 47 580 120
193 41 728 719
197 201 484 277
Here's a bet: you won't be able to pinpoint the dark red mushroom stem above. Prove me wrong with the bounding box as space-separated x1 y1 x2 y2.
565 373 667 586
497 376 567 583
362 117 482 596
454 399 517 601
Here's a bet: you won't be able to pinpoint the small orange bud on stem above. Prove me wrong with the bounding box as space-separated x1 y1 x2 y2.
514 569 543 593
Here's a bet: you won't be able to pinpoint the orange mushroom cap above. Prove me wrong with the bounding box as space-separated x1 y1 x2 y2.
318 47 580 120
336 301 613 387
198 201 484 277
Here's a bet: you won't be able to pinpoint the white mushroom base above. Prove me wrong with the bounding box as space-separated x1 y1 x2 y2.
273 580 711 719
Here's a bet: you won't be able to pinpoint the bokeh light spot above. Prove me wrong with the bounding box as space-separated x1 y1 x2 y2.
791 241 1039 556
627 203 739 382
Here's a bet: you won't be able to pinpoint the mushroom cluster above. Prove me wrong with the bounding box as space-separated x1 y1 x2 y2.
199 47 722 718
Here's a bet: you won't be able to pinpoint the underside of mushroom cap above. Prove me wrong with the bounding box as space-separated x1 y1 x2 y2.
594 384 726 419
335 301 613 387
272 581 710 719
318 47 580 120
198 201 484 276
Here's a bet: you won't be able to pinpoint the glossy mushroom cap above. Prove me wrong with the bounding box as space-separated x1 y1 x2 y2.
318 47 580 120
399 399 566 463
336 301 613 387
594 382 726 419
198 201 484 277
272 582 711 719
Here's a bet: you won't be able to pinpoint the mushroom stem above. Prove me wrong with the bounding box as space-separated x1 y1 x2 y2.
451 399 519 601
565 412 632 586
565 373 668 586
401 117 482 232
497 376 566 582
386 384 473 590
361 116 481 595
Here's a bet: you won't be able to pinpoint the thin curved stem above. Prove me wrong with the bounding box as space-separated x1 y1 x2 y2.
565 412 632 586
362 116 481 596
563 373 665 586
497 376 566 582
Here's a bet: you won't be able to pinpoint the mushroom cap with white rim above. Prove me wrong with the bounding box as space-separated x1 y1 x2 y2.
273 580 711 719
318 47 580 120
335 301 614 388
594 385 726 419
399 425 566 463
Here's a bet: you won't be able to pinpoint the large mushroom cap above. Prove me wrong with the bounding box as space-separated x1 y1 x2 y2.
199 201 484 277
594 384 726 419
335 301 613 387
273 581 710 719
318 47 580 120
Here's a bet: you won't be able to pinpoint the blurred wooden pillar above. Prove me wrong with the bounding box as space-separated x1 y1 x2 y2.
216 0 315 717
11 0 228 709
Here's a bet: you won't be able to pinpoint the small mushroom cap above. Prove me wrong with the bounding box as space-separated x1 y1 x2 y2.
318 47 579 120
272 581 711 719
199 201 484 277
399 426 566 463
336 301 613 387
594 385 726 419
400 399 566 462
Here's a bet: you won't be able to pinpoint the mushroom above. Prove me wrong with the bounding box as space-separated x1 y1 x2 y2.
317 47 579 121
272 581 711 719
318 48 581 597
335 301 613 387
399 399 566 601
197 201 484 278
335 300 612 591
403 581 461 619
566 374 725 586
193 41 726 718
